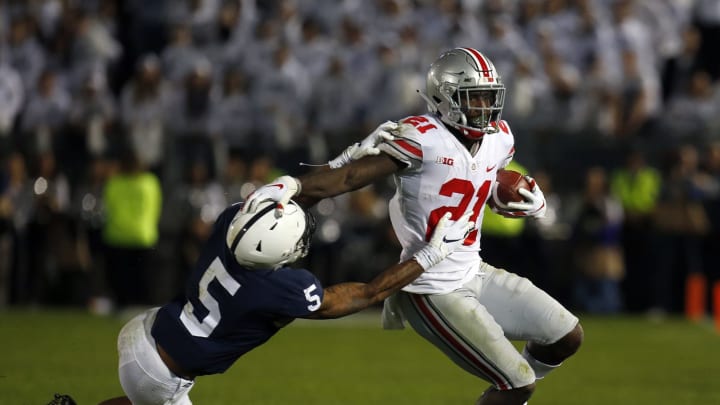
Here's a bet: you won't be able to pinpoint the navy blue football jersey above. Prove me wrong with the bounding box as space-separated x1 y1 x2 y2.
152 204 324 376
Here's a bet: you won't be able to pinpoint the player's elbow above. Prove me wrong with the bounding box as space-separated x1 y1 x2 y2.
341 166 368 191
302 167 360 198
342 154 399 191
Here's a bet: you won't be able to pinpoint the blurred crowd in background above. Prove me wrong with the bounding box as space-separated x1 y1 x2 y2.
0 0 719 319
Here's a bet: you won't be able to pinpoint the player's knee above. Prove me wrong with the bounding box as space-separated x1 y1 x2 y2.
512 382 536 402
557 322 584 358
481 383 536 404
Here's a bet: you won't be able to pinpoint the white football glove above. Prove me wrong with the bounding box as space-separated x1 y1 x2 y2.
242 175 301 216
491 176 547 218
413 212 475 270
328 120 397 169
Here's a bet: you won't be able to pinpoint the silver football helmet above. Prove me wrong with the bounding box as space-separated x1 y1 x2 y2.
422 47 505 140
226 200 315 269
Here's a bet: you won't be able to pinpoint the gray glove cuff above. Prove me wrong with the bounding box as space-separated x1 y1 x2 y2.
327 144 357 169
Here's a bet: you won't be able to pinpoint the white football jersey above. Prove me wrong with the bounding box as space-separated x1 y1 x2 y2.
379 114 515 294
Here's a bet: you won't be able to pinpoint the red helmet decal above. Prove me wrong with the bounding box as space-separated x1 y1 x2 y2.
460 48 494 82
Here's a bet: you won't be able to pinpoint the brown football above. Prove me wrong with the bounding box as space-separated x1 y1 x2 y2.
493 169 532 206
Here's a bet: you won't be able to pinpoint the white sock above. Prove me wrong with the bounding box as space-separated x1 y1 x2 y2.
522 346 561 380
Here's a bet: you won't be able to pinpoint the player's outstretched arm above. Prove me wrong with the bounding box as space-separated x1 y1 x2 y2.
295 153 402 207
242 153 401 214
305 212 474 319
243 122 402 214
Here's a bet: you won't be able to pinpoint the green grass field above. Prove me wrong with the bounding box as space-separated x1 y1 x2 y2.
1 309 719 405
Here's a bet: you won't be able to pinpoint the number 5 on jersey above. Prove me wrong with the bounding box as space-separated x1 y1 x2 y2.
180 257 241 337
304 284 321 311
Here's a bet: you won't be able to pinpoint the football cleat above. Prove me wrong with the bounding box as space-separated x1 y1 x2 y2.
47 393 77 405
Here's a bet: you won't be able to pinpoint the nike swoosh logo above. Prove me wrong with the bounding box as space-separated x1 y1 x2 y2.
486 165 496 172
270 184 284 189
442 236 464 243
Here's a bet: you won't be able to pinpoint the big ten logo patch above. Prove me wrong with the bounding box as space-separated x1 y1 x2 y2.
435 156 454 166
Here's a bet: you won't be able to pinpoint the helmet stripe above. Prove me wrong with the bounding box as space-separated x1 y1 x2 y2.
460 47 493 82
230 203 277 253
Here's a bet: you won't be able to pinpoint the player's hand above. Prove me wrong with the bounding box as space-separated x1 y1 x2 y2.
498 176 547 218
413 212 475 270
242 175 301 217
328 121 397 169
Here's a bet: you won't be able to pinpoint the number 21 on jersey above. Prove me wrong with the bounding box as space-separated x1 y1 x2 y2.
426 179 492 245
402 116 437 134
402 116 492 245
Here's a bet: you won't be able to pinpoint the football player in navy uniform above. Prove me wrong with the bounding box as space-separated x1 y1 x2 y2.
98 199 473 405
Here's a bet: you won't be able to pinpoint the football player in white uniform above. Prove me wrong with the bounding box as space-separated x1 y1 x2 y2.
244 48 583 405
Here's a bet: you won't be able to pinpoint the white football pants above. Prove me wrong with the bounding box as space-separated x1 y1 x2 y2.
389 262 578 389
117 307 195 405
